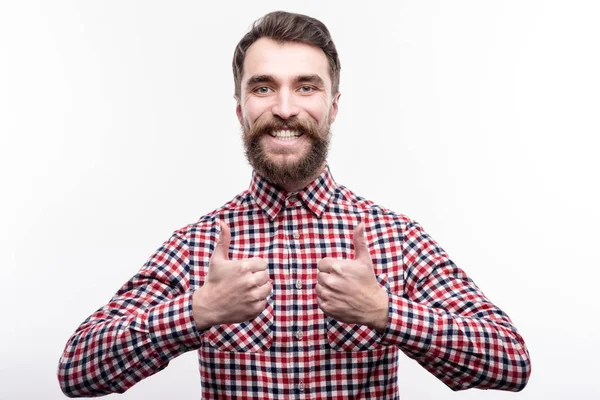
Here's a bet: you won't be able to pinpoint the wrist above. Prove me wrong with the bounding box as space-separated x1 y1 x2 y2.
369 290 389 333
192 286 219 331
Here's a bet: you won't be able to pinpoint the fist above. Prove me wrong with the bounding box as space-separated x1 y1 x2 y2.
193 221 272 329
316 223 388 331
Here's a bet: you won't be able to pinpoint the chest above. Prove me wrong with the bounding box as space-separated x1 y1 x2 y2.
191 206 405 296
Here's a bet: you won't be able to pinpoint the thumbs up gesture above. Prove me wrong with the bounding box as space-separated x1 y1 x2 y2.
316 223 389 331
192 221 272 330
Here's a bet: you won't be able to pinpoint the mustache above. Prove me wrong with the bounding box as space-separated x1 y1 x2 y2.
245 116 320 140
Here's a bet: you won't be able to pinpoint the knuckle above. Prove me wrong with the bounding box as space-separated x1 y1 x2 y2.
317 298 328 311
258 270 270 281
255 272 269 287
317 257 330 269
250 257 268 269
248 275 259 288
253 300 267 313
250 287 261 301
250 285 270 301
262 284 272 298
238 261 249 274
332 262 344 274
320 275 334 289
316 285 326 300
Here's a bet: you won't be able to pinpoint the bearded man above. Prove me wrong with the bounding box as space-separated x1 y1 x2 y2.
58 11 531 399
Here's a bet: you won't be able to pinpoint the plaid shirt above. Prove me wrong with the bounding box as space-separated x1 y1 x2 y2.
58 166 530 399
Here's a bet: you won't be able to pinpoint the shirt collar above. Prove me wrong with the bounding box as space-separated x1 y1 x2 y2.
248 165 337 220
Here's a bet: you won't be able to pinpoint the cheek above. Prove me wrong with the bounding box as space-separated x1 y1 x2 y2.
298 98 331 125
305 106 330 126
243 100 271 126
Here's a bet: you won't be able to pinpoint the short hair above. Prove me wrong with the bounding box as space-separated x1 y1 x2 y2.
232 11 341 98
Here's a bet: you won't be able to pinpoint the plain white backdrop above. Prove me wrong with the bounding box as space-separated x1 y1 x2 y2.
1 1 599 399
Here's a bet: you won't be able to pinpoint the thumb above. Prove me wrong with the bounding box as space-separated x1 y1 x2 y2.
212 221 231 261
352 223 371 264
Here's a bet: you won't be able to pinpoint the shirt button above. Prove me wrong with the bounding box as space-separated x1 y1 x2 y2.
295 329 303 340
284 243 290 249
289 195 298 203
292 231 300 240
295 280 302 289
297 382 305 392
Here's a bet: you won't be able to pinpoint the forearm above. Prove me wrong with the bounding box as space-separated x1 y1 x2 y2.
380 292 531 391
385 219 531 390
58 292 202 397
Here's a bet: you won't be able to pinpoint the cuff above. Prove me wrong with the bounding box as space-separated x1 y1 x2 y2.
147 291 204 359
379 292 437 357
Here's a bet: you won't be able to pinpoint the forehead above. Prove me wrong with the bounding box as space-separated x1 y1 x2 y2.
242 38 331 87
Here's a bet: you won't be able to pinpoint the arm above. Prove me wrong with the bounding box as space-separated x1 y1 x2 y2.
57 232 203 397
379 221 531 391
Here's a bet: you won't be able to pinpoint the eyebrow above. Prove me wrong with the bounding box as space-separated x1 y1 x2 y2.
245 75 275 88
245 74 326 89
294 75 326 87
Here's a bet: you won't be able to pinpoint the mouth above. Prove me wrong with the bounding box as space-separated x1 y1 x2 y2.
268 130 303 141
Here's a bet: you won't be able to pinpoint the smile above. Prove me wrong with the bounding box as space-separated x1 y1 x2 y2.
269 130 302 140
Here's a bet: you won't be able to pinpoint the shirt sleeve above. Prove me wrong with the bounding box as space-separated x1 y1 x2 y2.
57 232 204 397
379 220 532 391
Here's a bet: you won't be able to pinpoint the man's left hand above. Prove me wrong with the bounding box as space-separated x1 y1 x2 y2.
316 223 389 332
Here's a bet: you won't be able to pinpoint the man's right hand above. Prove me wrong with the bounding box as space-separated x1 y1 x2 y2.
192 221 272 331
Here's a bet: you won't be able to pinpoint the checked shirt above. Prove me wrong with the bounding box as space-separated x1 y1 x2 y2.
58 166 531 399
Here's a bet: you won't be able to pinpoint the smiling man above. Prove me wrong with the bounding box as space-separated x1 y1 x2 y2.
58 11 531 399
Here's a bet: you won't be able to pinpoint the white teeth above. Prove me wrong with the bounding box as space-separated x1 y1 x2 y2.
270 130 300 140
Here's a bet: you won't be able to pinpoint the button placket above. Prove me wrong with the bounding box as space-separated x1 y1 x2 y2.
284 206 308 395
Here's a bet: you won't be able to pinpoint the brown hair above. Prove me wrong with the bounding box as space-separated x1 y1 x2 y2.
232 11 341 98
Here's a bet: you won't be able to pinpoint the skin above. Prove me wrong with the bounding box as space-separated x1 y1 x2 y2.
192 38 388 332
236 37 339 192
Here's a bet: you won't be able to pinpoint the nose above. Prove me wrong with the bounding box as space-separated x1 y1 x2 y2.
271 89 300 120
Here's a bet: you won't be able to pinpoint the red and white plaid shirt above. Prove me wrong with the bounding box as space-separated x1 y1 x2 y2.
58 166 531 399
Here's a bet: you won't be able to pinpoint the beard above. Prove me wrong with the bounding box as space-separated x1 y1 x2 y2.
242 115 331 189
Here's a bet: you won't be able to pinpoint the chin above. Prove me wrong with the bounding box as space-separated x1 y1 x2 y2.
266 153 306 166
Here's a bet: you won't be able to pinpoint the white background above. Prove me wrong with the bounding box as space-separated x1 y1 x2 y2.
1 1 599 399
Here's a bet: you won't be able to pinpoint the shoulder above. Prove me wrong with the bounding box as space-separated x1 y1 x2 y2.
333 184 417 230
171 189 254 240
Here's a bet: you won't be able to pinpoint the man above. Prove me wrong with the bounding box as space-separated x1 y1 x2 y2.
58 11 531 399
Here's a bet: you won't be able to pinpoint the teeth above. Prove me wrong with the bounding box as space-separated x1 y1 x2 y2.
270 130 300 140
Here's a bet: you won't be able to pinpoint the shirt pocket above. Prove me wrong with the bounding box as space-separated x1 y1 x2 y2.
204 294 274 353
326 273 390 352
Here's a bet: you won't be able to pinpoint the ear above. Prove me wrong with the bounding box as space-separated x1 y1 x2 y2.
329 92 341 124
234 96 243 125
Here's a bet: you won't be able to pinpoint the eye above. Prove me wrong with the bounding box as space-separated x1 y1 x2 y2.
254 86 272 95
298 86 316 94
